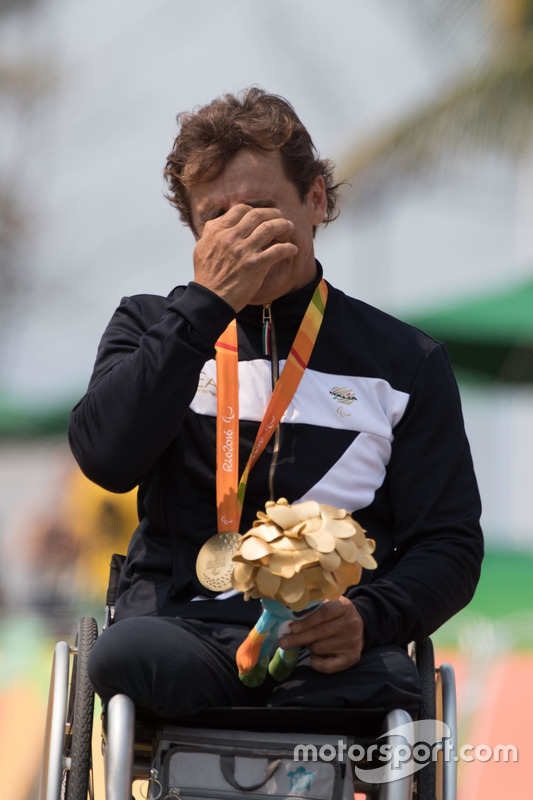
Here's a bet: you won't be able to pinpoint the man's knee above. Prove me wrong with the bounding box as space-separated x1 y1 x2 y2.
87 617 161 699
87 623 130 699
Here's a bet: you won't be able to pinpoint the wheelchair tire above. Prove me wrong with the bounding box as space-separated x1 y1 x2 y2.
63 616 98 800
413 638 437 800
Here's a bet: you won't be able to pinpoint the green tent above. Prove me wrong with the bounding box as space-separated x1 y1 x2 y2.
0 395 72 438
407 277 533 384
1 276 531 437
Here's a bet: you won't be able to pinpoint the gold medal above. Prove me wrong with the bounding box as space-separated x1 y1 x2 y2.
196 531 242 592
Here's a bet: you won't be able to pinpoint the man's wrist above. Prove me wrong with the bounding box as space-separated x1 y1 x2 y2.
170 281 236 350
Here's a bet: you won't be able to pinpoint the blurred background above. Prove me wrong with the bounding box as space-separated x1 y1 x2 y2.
0 1 532 797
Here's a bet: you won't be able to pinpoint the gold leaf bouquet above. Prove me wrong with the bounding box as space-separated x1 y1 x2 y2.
233 498 377 686
232 498 377 612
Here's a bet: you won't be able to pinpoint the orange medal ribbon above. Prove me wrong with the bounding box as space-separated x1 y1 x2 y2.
215 279 328 534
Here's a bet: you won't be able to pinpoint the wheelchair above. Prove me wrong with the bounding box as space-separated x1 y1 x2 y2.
39 554 458 800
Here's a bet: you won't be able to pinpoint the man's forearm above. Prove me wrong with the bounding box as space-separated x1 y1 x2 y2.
69 284 234 492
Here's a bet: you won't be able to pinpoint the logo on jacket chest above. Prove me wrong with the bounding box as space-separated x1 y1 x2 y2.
329 385 358 418
197 371 217 397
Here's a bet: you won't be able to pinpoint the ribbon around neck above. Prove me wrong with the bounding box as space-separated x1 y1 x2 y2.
215 279 328 534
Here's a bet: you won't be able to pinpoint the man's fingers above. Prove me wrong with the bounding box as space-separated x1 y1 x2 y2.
234 205 284 235
276 599 364 674
202 205 295 261
232 208 295 254
204 204 285 236
247 219 295 251
252 241 298 268
280 617 345 650
286 600 345 637
307 634 350 657
309 652 357 674
204 203 256 231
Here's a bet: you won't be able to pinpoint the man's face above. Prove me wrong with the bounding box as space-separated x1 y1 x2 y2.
188 148 327 306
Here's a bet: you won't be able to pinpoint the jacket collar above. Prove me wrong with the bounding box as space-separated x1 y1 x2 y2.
236 261 324 329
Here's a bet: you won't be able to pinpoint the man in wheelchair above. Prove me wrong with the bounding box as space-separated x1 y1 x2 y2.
68 88 483 729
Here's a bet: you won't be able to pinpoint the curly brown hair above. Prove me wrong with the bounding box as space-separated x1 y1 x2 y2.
164 87 342 231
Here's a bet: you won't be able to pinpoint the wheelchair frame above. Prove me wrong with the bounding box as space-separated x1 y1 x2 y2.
38 555 458 800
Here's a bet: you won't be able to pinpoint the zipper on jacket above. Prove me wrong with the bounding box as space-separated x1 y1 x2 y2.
262 304 281 501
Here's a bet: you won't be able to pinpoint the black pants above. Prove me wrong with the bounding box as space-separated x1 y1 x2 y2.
88 616 421 720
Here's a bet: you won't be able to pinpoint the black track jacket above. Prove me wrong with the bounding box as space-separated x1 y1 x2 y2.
69 263 483 651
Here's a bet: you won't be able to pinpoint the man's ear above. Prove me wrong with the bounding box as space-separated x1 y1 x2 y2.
308 176 327 227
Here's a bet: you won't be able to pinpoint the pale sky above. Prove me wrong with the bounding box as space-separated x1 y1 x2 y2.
0 0 528 403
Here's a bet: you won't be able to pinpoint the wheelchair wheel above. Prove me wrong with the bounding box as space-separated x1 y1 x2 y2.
412 638 437 800
63 616 98 800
